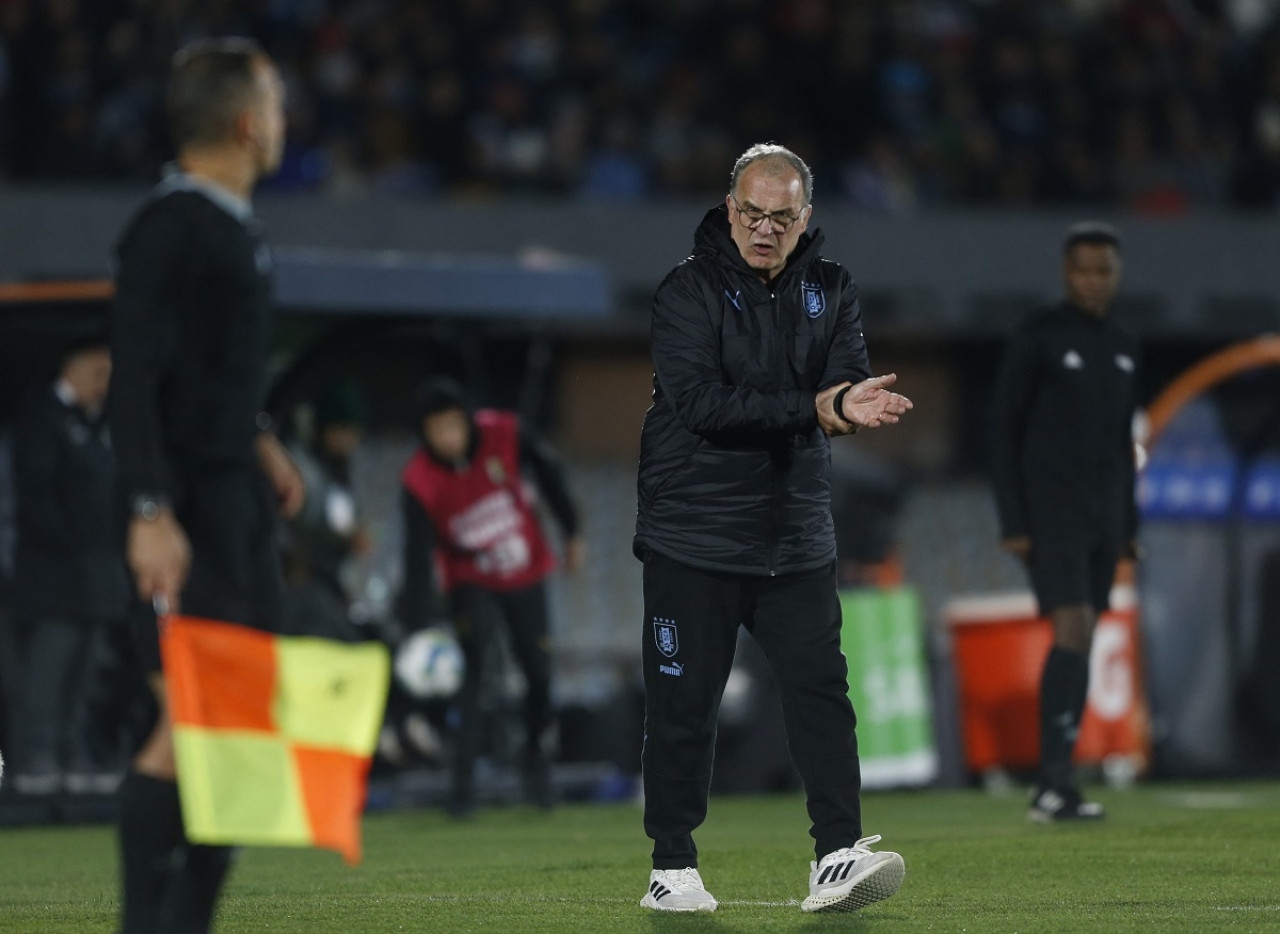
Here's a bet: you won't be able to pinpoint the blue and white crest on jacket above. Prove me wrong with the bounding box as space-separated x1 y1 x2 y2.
801 281 826 318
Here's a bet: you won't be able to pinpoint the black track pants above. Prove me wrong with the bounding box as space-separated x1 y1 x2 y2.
450 581 553 803
640 551 863 869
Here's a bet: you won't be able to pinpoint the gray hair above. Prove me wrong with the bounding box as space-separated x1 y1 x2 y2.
729 143 814 205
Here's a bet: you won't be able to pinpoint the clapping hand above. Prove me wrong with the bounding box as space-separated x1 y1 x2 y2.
817 373 914 437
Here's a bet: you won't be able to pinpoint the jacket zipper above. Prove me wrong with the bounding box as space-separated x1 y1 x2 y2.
766 288 781 576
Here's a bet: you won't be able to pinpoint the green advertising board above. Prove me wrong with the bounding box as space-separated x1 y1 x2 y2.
839 587 937 789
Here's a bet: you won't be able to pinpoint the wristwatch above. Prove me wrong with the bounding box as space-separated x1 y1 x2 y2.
832 385 859 430
131 495 169 521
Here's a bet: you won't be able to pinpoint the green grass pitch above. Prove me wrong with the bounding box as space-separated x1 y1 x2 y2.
2 781 1278 932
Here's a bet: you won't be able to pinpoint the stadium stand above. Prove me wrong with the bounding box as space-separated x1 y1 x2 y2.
1 0 1278 209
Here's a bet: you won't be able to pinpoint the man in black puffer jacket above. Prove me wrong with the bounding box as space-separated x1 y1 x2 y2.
634 144 912 915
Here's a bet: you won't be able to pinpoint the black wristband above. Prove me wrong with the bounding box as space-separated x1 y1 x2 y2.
832 385 857 427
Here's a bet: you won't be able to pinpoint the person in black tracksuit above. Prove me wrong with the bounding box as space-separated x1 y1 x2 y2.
989 222 1141 823
107 39 302 934
11 339 130 792
633 144 912 915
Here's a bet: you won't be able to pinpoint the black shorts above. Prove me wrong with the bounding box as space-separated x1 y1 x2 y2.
1026 536 1121 615
131 466 283 672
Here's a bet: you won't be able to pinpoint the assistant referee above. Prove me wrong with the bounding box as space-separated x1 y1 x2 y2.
989 222 1141 823
108 39 303 933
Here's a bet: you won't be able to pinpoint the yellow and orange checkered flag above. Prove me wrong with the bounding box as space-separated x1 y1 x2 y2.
160 615 390 865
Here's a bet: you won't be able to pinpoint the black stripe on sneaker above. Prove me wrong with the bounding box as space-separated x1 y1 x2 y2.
819 861 856 885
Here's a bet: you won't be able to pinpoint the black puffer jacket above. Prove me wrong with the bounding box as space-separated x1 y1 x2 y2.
634 205 872 576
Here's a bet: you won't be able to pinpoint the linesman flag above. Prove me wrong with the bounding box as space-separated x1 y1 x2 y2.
160 615 390 864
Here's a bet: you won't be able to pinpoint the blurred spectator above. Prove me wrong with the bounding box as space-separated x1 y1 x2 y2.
579 114 650 200
10 338 130 794
282 378 372 640
0 429 16 773
1 0 1279 209
1231 49 1280 209
841 133 920 213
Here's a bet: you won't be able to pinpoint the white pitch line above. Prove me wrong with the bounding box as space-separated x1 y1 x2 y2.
1213 906 1280 912
409 894 803 908
416 896 632 904
1157 791 1272 810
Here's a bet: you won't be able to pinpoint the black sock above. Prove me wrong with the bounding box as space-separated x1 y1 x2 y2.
1038 647 1089 792
160 844 235 934
118 771 184 934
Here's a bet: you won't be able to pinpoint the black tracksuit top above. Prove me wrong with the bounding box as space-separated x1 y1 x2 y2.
634 205 872 576
11 386 130 620
989 301 1141 545
108 182 273 504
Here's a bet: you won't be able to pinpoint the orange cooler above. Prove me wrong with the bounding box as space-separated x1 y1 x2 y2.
946 588 1151 776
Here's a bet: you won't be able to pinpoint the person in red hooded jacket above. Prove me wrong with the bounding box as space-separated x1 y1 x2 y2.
399 378 583 815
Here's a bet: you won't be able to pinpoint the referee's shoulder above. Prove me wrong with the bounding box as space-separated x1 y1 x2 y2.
117 188 211 251
131 187 220 227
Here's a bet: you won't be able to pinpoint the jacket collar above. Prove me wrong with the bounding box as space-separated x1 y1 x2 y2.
155 164 254 225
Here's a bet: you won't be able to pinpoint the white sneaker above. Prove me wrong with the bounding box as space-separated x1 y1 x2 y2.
639 867 718 912
800 834 905 913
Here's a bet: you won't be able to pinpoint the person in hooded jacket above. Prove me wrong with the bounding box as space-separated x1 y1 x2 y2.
10 338 130 794
633 143 913 915
399 378 583 814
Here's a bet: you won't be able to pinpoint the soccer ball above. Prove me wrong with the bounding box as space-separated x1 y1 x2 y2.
394 627 466 699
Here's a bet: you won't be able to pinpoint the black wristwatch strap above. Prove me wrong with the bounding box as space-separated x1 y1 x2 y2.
832 385 857 427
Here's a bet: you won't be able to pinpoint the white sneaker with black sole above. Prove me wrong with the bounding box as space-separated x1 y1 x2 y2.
801 834 905 913
640 867 718 912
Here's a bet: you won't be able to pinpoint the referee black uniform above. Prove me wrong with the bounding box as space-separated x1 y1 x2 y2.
989 301 1141 613
988 222 1140 818
110 174 282 655
108 171 282 932
107 38 291 933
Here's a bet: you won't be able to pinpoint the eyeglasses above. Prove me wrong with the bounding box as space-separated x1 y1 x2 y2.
729 195 806 233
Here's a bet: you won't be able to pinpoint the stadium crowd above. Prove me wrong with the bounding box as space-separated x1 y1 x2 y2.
1 0 1279 209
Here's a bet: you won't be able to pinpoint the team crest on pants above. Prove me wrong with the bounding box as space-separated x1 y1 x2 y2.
653 617 679 658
